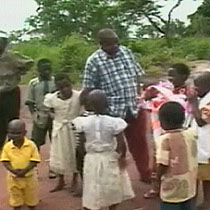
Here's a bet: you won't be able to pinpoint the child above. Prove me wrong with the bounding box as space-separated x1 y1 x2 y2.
72 89 134 210
1 119 40 210
44 73 81 193
168 63 190 95
157 102 197 210
189 71 210 209
143 63 191 199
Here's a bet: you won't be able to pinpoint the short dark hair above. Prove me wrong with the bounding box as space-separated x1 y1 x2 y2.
159 102 185 126
55 73 71 83
171 63 190 76
195 71 210 86
37 58 51 68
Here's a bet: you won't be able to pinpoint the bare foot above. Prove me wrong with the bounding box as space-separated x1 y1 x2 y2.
72 188 82 197
50 179 65 193
69 174 78 193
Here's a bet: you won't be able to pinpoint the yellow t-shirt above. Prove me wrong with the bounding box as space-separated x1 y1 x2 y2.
156 128 198 203
0 138 40 177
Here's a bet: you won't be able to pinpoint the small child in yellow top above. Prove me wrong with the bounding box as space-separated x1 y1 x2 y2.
1 119 40 210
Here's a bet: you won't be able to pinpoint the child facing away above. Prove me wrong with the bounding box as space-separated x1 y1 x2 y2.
157 102 197 210
0 119 40 210
188 71 210 210
72 89 134 210
43 73 81 193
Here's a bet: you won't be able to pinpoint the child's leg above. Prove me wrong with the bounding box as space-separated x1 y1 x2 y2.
50 174 65 192
203 181 210 206
28 206 36 210
14 207 21 210
109 204 118 210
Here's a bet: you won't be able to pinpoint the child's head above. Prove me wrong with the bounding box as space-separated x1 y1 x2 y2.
7 119 26 142
194 71 210 98
80 88 94 111
37 58 52 80
88 89 108 114
168 63 190 88
159 102 185 130
55 73 72 98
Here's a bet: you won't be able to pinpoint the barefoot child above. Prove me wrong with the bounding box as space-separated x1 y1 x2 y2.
189 71 210 209
1 119 40 210
73 90 134 210
157 102 197 210
44 73 81 193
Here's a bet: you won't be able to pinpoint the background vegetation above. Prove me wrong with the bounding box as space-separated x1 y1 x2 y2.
8 0 210 84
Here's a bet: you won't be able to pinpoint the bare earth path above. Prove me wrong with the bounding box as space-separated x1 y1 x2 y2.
0 86 158 210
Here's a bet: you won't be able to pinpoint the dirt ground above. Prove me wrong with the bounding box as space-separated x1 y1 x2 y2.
0 86 159 210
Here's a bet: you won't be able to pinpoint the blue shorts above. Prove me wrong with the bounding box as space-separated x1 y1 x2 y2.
160 198 196 210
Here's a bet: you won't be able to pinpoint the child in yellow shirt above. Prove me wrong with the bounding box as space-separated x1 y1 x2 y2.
1 119 40 210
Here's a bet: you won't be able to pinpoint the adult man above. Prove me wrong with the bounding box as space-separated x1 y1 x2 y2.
25 59 56 150
0 33 33 149
82 28 150 182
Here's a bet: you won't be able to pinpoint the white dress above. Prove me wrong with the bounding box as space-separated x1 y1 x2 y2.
44 90 81 174
73 115 135 210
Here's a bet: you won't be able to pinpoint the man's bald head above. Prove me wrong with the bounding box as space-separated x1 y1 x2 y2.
98 28 118 40
88 89 108 114
98 29 119 56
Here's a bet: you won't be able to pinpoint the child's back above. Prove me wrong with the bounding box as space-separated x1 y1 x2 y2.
157 102 197 210
156 128 197 203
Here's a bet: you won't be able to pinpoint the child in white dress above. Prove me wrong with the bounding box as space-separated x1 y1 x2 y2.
44 74 81 193
72 89 134 210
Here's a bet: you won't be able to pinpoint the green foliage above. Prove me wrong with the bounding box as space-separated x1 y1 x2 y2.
59 35 96 83
26 0 128 41
12 36 210 84
187 0 210 36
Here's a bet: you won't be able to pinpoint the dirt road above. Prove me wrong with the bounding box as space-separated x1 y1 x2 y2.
0 86 158 210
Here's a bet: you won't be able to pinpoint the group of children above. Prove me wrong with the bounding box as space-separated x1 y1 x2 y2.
1 63 210 210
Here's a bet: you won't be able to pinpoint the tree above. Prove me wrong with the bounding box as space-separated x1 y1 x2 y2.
117 0 186 46
187 0 210 36
26 0 128 41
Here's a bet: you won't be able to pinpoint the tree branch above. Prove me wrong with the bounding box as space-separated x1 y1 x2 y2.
143 13 165 34
168 0 183 25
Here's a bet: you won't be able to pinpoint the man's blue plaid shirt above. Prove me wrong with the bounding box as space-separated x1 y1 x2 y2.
83 46 144 119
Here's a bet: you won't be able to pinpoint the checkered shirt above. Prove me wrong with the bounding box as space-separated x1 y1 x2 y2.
83 46 144 118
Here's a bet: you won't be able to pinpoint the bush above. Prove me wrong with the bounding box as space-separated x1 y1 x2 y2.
12 36 210 83
59 35 96 84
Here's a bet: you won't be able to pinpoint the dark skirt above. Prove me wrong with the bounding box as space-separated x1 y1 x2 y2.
0 86 20 148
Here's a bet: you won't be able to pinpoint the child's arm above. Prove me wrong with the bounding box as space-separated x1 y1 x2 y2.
116 132 126 158
77 132 86 157
116 132 127 169
2 161 18 176
189 96 207 127
157 164 168 182
16 142 41 177
16 161 38 177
